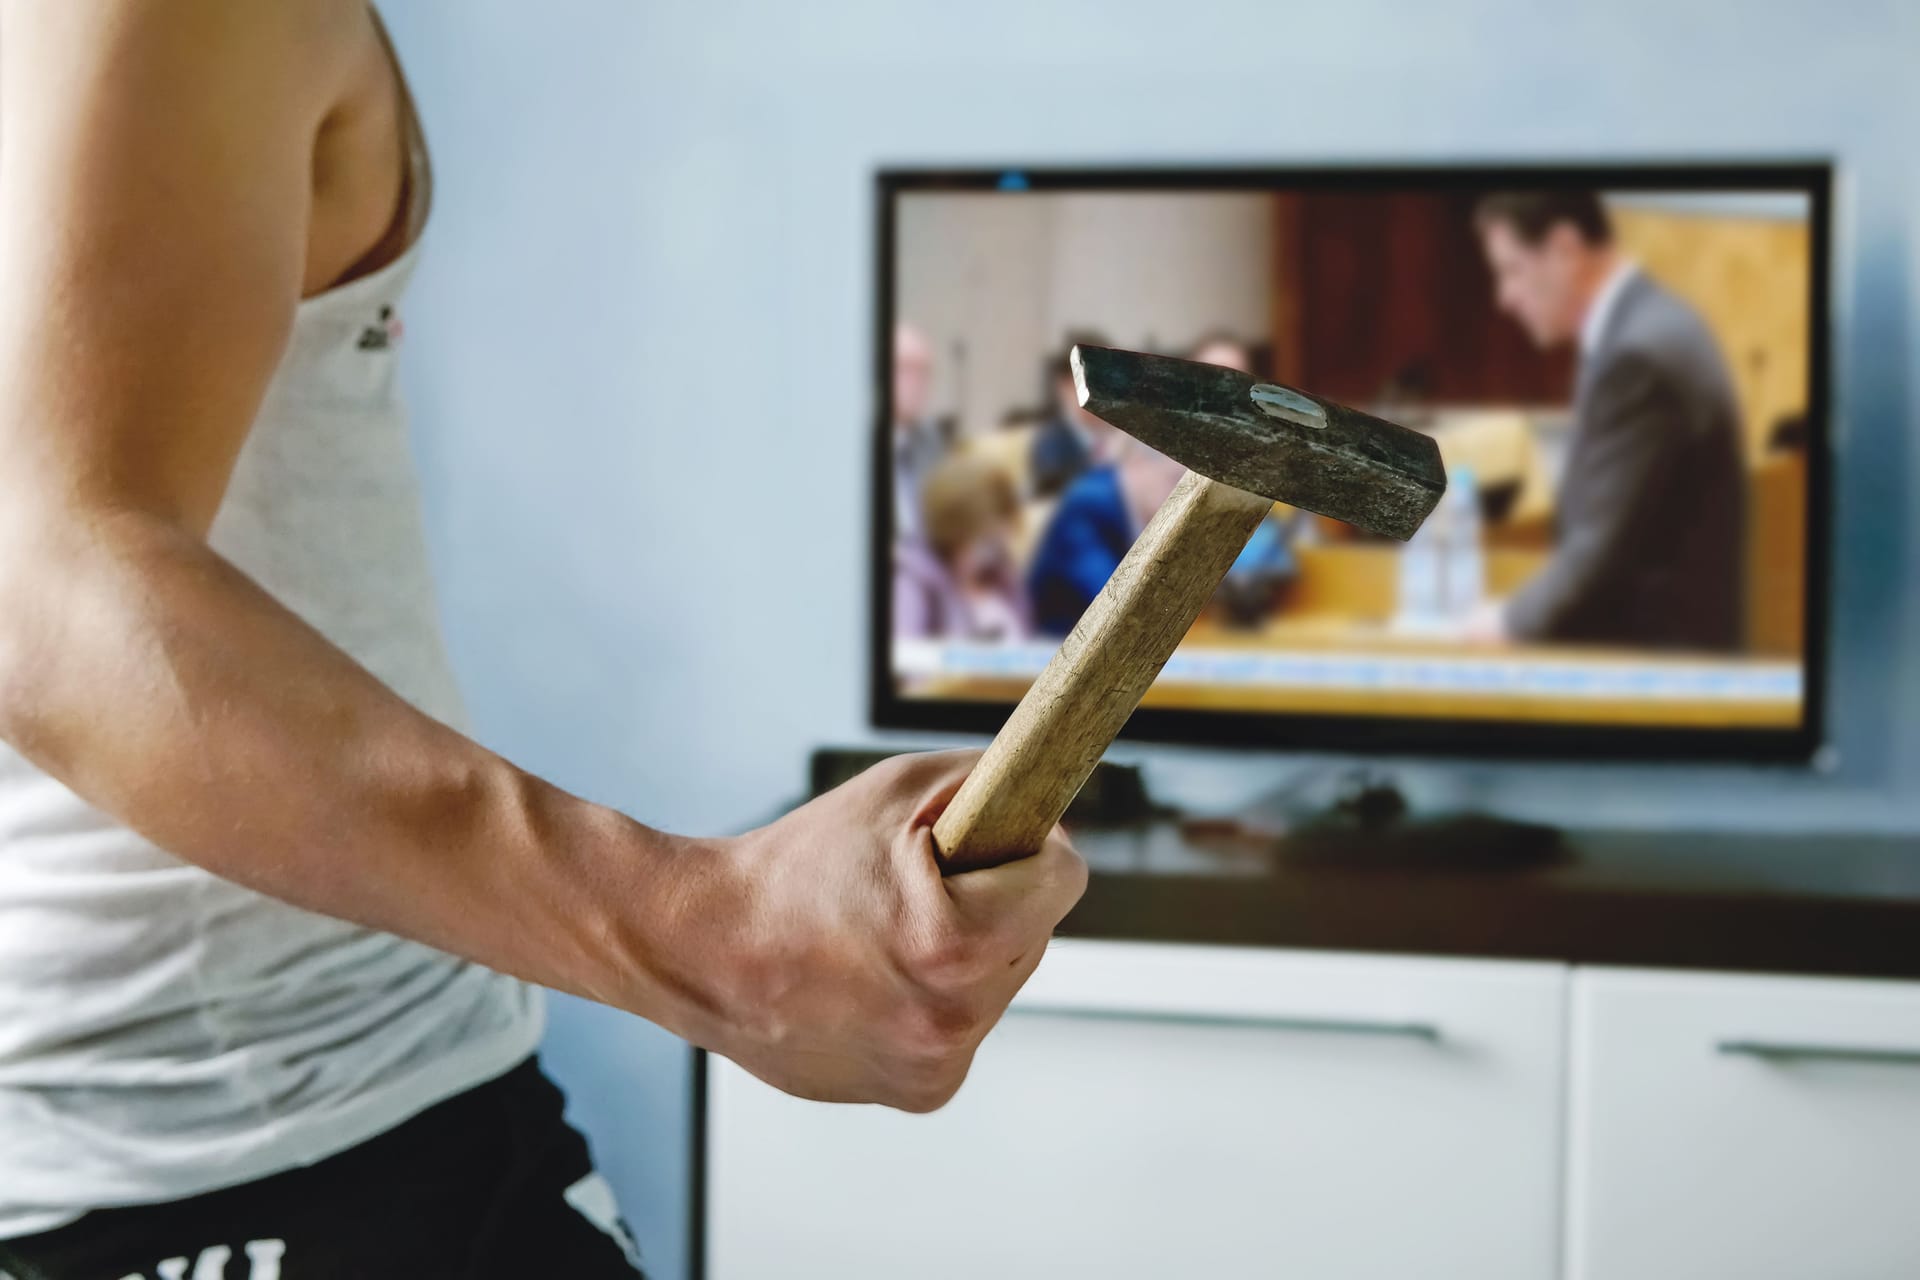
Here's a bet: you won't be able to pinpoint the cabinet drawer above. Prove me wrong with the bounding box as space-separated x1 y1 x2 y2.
1566 968 1920 1280
708 941 1566 1280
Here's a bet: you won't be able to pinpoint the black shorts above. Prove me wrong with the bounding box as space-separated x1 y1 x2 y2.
0 1057 647 1280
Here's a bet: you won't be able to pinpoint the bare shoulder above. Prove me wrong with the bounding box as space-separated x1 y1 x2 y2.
0 0 370 117
0 0 409 298
0 0 403 532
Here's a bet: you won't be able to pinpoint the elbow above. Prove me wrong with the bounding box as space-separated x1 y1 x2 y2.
0 494 197 758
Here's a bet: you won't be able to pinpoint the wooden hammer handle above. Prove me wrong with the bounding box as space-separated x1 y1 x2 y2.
932 471 1275 871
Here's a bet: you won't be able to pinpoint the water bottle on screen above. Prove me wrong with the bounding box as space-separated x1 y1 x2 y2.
1396 495 1447 629
1443 466 1485 621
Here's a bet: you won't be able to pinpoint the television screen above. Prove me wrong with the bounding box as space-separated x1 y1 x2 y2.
875 166 1828 759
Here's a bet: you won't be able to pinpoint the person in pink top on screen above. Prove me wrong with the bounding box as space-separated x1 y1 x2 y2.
894 455 1030 641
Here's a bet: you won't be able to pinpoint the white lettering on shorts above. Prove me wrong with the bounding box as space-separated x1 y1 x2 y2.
121 1238 285 1280
563 1171 645 1272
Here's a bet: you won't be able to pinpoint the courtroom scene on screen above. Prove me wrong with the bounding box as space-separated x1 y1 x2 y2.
885 182 1813 732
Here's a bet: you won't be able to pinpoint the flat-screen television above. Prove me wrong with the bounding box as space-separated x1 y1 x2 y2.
871 164 1830 762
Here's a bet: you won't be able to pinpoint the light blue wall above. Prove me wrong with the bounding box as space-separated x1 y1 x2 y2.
379 4 1918 1275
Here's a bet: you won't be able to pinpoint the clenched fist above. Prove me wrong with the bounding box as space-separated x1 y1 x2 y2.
658 751 1086 1112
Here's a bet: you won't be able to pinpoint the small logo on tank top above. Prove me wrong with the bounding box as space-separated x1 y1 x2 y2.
357 305 404 352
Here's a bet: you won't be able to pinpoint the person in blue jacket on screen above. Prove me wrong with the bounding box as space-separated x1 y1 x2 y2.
1028 457 1140 636
1028 333 1296 635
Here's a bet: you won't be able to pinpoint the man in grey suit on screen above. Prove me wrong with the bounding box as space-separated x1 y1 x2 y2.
1471 190 1746 652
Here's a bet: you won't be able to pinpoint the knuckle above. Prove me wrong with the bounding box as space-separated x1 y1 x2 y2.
871 752 923 785
903 1078 963 1114
902 922 984 989
1062 847 1090 897
1051 844 1088 885
893 1057 971 1114
902 995 979 1057
876 748 973 789
1041 839 1091 905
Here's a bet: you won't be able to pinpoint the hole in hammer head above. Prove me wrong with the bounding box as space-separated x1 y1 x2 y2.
1070 346 1092 408
1251 382 1329 430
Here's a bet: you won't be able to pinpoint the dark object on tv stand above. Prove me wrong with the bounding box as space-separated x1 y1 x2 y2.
1182 767 1566 872
809 746 1165 828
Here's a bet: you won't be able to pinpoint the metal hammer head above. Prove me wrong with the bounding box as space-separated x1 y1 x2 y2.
1071 344 1446 541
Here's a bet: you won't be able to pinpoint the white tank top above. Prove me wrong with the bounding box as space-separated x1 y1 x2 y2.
0 167 542 1237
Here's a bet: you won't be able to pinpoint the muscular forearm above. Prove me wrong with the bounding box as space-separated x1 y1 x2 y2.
0 500 1092 1112
0 0 1092 1117
0 503 714 1034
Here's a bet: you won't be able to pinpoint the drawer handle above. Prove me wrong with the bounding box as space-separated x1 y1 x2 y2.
1717 1039 1920 1067
1012 1004 1441 1042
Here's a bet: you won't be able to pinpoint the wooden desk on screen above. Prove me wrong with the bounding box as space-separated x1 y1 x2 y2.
916 544 1801 729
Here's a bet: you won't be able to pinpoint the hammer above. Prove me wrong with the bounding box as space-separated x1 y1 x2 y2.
932 344 1447 871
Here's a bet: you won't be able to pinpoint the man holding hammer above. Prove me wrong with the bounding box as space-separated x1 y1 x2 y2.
0 3 1085 1276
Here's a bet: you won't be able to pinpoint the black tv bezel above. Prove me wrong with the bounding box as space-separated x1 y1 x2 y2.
869 161 1833 765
